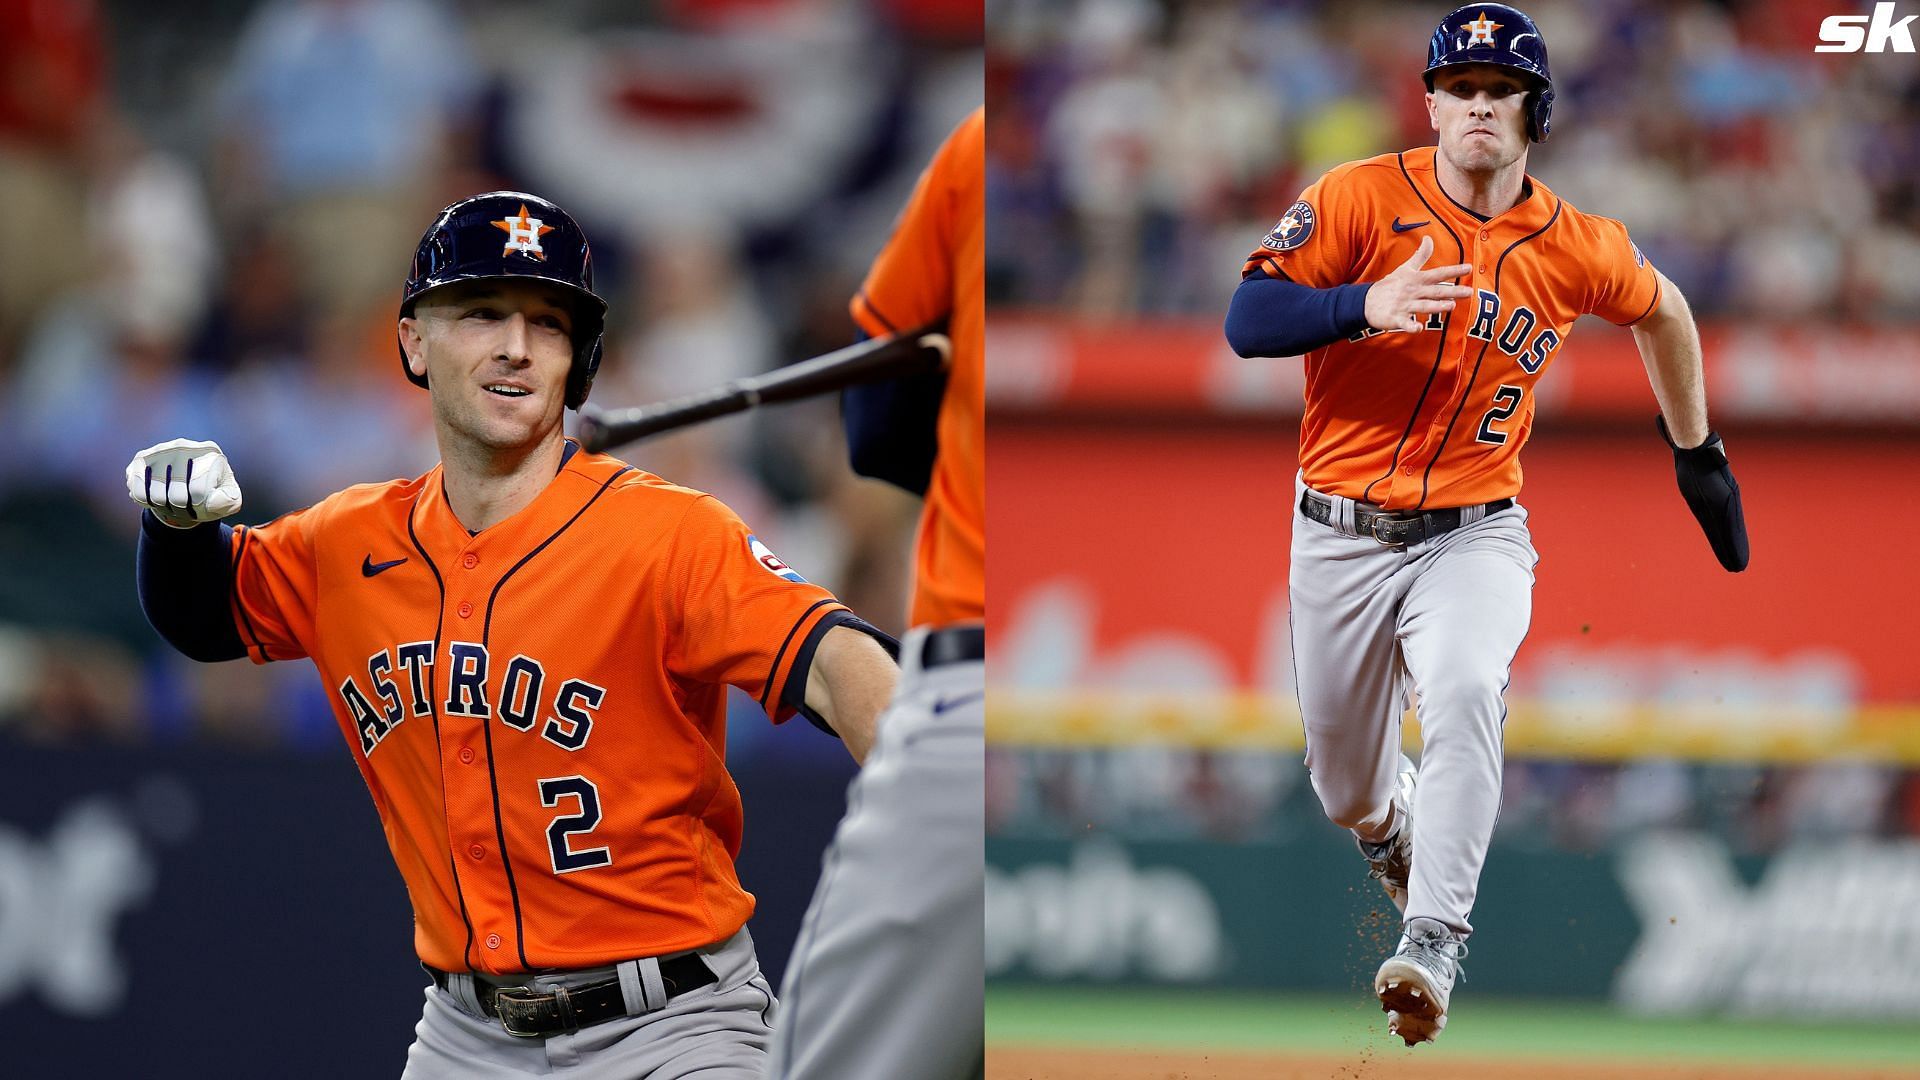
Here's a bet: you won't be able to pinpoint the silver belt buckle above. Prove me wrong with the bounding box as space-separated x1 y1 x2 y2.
494 986 568 1038
1369 514 1410 546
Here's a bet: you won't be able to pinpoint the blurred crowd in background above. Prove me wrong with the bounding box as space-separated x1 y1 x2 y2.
988 747 1920 853
987 0 1920 319
0 0 982 749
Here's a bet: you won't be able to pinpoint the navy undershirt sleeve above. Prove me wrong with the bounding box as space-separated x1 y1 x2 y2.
136 511 249 662
1224 273 1374 358
780 610 900 738
840 331 945 496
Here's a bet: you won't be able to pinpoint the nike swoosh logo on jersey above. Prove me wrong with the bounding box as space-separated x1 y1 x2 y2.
932 691 985 716
362 555 408 577
1391 218 1430 232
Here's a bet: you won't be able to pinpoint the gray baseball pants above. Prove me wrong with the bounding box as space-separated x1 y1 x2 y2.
766 625 985 1080
402 927 776 1078
1288 476 1537 937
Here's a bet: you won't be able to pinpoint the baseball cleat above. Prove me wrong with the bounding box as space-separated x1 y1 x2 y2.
1355 754 1418 914
1375 917 1467 1046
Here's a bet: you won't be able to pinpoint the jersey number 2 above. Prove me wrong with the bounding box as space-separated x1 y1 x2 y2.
539 775 613 874
1476 385 1525 446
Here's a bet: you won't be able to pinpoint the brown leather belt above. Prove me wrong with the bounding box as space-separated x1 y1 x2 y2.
1299 490 1513 548
428 953 716 1038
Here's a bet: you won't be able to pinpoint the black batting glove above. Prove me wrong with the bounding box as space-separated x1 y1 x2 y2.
1657 415 1749 573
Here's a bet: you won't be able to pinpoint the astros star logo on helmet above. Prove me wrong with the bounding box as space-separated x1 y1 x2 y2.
1464 11 1504 45
493 205 556 260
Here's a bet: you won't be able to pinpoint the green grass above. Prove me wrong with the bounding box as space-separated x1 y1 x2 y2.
986 986 1920 1069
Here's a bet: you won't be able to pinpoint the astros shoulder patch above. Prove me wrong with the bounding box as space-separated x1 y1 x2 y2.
748 535 807 582
1262 200 1316 252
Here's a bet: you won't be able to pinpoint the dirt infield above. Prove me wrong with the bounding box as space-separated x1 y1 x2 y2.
988 1046 1920 1080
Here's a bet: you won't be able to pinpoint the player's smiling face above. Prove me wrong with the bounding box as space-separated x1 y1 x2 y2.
1427 64 1531 173
401 279 578 452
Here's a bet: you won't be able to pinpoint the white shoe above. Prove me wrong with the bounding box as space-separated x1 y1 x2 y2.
1375 917 1467 1046
1354 755 1417 914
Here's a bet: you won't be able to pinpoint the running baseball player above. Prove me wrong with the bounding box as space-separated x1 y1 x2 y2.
767 106 984 1080
128 191 900 1077
1224 5 1748 1046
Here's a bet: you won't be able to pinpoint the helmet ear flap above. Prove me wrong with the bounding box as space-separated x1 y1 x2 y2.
566 340 603 410
1530 83 1554 142
563 298 605 409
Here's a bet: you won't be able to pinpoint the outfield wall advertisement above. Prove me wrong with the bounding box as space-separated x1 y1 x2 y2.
986 831 1920 1019
0 739 852 1078
988 425 1920 759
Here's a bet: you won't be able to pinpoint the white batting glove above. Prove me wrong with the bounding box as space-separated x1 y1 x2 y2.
126 438 244 529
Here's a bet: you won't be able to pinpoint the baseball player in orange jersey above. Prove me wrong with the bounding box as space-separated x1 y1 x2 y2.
126 191 902 1077
767 106 984 1080
1225 5 1748 1045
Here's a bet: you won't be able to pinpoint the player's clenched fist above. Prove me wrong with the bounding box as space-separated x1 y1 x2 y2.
1365 236 1473 333
126 438 243 529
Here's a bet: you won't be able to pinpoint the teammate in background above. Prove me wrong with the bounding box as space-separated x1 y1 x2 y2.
128 191 900 1077
767 106 985 1080
1224 5 1747 1046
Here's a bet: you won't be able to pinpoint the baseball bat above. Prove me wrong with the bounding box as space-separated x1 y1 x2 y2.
577 326 952 453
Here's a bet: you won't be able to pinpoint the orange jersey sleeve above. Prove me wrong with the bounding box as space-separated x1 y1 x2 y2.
225 447 860 975
850 106 984 628
1236 147 1663 511
1240 160 1373 288
230 502 328 663
661 493 849 721
1577 213 1662 325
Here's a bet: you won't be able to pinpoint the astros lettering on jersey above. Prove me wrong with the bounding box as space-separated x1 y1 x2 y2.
850 107 984 627
1243 145 1659 510
227 446 848 973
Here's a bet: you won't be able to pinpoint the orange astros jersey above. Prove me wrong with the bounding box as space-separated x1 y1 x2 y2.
227 444 848 974
850 106 984 628
1243 145 1660 510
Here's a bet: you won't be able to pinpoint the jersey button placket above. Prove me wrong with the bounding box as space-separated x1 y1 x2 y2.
457 556 478 626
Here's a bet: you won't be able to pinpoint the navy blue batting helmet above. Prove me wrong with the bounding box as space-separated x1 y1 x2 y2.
399 191 609 409
1424 4 1554 143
